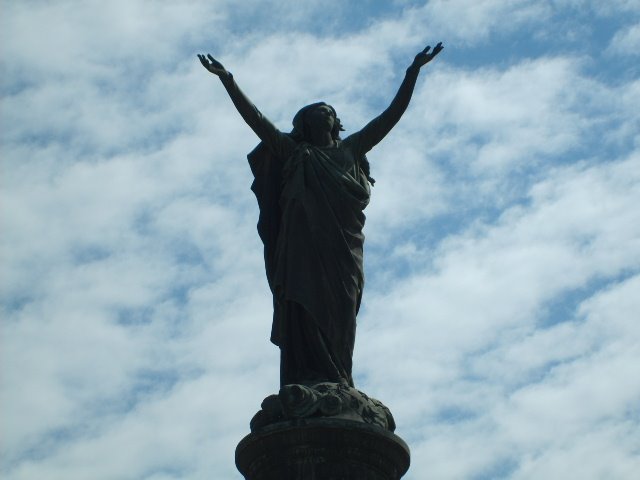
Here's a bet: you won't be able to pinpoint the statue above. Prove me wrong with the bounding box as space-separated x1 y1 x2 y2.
198 43 443 431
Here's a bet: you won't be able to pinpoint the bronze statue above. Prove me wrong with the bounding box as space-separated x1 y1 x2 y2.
198 43 443 390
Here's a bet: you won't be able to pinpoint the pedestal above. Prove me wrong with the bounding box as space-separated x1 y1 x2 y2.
235 418 410 479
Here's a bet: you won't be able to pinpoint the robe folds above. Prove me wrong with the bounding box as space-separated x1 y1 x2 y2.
249 137 371 387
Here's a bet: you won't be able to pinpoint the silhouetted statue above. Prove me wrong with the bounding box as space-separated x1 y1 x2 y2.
198 43 443 389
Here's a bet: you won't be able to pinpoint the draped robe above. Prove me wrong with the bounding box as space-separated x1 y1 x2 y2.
220 66 420 386
250 135 371 387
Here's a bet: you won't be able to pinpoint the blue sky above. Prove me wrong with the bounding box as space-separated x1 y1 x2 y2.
2 1 639 479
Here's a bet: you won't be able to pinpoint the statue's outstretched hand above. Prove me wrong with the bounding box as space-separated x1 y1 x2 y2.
198 54 228 76
411 42 444 69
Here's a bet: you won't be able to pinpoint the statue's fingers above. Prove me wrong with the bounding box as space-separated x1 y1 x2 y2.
207 54 216 63
422 45 431 54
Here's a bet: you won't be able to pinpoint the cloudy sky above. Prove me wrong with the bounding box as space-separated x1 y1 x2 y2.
2 1 639 479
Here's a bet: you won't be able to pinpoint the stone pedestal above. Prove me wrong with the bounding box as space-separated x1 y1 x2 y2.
235 418 410 479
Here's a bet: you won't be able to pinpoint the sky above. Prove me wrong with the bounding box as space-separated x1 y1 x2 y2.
1 0 639 479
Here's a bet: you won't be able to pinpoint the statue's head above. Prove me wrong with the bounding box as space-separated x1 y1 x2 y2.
289 102 375 186
291 102 344 142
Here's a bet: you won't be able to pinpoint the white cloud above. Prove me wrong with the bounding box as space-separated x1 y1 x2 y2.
421 0 552 42
608 22 640 55
356 155 640 478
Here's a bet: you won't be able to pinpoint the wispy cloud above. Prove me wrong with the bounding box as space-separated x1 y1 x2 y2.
608 22 640 56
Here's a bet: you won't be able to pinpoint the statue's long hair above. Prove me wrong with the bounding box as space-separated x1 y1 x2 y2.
290 102 375 185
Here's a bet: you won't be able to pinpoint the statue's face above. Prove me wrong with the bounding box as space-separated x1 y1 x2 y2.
305 104 335 133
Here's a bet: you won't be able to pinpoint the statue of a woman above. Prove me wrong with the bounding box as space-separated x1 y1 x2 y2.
198 43 443 389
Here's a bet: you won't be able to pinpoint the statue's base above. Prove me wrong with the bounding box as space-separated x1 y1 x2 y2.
235 418 410 480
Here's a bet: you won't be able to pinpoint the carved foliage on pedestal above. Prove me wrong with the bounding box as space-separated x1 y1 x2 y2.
250 382 396 432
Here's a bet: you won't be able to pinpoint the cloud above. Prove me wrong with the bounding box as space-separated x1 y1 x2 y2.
608 22 640 56
356 156 640 478
419 0 552 42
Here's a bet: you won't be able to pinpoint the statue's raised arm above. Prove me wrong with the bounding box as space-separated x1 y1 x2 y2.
198 53 294 158
348 42 444 155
